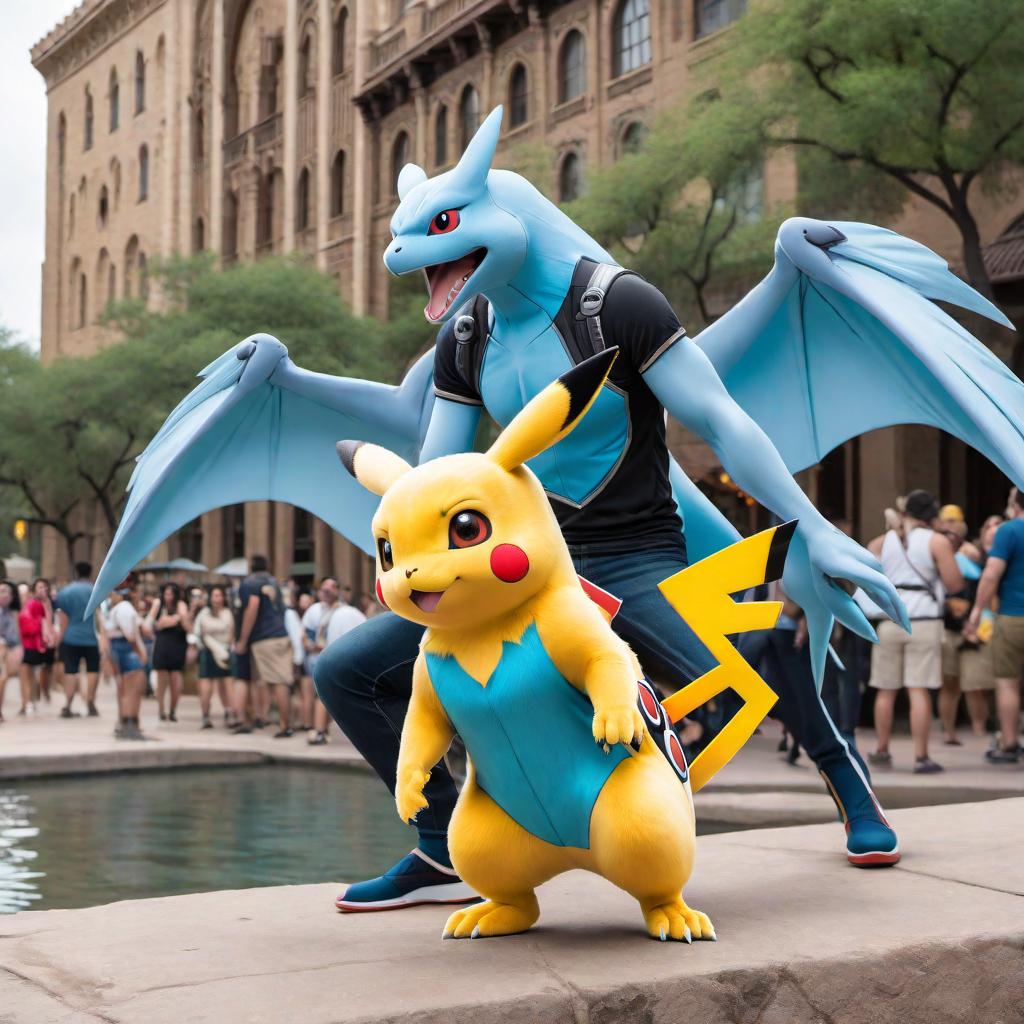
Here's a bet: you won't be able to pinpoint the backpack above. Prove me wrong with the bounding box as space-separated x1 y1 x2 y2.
452 259 637 396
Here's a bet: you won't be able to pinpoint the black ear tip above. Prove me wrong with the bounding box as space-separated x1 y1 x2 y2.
336 440 365 476
765 519 798 582
559 348 620 429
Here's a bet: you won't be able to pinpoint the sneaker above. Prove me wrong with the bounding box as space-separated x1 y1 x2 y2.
867 750 892 767
168 711 177 723
201 716 213 730
913 757 944 774
274 728 293 739
985 745 1021 764
60 706 80 719
308 730 328 746
335 850 479 913
121 721 148 741
232 723 253 735
25 703 36 718
87 702 99 717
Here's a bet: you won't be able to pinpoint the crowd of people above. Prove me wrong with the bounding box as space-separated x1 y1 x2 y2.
750 487 1024 775
3 495 1024 773
0 556 378 743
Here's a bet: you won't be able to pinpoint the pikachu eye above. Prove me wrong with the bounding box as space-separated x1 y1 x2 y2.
377 537 394 570
449 510 492 549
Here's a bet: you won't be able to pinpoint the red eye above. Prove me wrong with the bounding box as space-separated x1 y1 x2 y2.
449 510 491 549
428 209 460 235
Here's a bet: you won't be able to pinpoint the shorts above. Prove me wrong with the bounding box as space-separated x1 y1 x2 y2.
232 649 251 682
941 631 994 691
109 637 142 674
870 618 943 690
991 614 1024 679
250 636 293 686
199 648 232 680
62 643 101 675
23 648 54 667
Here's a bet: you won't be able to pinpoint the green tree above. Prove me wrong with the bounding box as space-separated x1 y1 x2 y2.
0 258 428 572
568 105 778 327
711 0 1024 298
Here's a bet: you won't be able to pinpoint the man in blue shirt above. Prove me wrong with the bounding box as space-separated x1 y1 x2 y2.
54 562 101 718
967 488 1024 762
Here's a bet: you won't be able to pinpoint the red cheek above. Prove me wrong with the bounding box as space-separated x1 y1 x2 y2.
375 578 388 609
490 544 529 583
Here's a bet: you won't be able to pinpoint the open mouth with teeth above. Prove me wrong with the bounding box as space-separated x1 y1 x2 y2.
410 589 445 613
423 248 486 321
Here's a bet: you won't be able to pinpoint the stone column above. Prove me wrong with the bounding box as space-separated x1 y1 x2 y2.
313 518 333 580
210 0 225 258
160 5 178 261
177 0 194 254
244 501 272 561
283 0 299 252
200 510 223 572
273 504 294 580
315 0 331 271
411 68 428 168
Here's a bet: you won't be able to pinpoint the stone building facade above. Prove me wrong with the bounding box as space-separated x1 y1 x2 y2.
31 0 1024 582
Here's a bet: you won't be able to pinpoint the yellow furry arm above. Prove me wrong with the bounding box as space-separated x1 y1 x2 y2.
395 653 455 824
537 588 645 748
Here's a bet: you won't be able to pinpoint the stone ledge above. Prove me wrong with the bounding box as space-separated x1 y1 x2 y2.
2 799 1022 1023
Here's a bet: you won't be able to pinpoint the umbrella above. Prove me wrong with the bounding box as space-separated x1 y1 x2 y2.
138 558 209 572
212 557 249 577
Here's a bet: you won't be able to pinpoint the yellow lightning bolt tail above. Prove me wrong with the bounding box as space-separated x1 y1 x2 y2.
659 521 796 793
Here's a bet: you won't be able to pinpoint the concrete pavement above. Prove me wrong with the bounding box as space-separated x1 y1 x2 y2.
2 798 1023 1023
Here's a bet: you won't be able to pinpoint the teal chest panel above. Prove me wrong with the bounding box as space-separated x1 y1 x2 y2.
425 623 628 848
479 326 628 507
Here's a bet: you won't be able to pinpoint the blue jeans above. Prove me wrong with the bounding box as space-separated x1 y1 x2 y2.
314 541 865 845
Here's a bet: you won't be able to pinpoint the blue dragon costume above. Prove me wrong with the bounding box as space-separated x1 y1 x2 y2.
90 106 1022 906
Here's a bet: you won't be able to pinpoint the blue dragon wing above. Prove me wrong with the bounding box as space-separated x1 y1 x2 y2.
692 218 1018 681
88 335 434 613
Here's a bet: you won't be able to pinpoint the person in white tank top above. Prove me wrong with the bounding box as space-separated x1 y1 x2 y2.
867 491 964 774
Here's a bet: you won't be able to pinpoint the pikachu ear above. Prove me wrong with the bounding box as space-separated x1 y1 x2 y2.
337 441 412 497
487 348 619 472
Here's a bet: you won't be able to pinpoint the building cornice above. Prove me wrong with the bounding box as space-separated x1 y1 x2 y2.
31 0 167 89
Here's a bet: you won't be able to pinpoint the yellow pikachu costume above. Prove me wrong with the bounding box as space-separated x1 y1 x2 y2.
338 349 787 942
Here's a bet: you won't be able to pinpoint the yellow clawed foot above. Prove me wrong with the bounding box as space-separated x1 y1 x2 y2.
442 899 539 940
643 898 716 943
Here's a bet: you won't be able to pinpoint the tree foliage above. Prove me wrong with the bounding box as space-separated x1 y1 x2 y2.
0 258 431 570
567 104 779 327
711 0 1024 297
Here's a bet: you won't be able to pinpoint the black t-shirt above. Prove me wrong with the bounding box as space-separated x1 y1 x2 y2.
434 269 687 550
239 572 288 642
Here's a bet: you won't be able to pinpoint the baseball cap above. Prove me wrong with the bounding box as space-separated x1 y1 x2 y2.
938 504 965 522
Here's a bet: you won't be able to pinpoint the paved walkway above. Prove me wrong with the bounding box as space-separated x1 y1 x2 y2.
3 798 1022 1023
2 681 1022 829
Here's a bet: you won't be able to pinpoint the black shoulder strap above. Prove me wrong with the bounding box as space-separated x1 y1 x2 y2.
554 258 639 363
452 293 491 396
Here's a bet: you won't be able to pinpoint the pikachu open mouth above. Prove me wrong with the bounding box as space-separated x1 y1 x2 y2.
410 589 445 613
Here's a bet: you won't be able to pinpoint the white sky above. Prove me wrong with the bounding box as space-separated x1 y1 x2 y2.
0 3 81 349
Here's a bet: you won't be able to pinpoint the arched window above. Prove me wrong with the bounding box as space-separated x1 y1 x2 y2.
256 173 274 247
138 253 149 301
613 0 651 77
620 120 648 155
98 185 109 228
391 132 409 197
559 31 586 103
107 262 116 305
134 51 146 113
96 250 110 311
459 86 480 149
68 258 81 328
78 271 88 328
138 145 149 201
224 191 239 257
332 7 348 75
508 64 528 128
331 150 345 216
58 112 66 170
124 236 139 298
559 151 583 202
110 158 121 206
84 88 94 150
194 217 205 251
298 28 313 98
109 69 120 132
68 195 75 239
434 105 448 167
296 167 310 231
